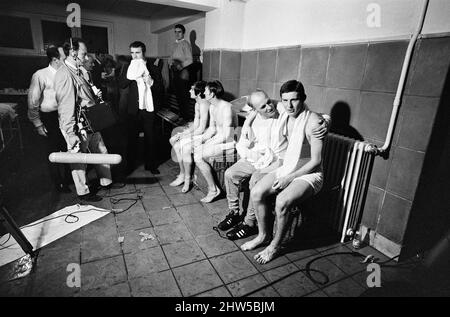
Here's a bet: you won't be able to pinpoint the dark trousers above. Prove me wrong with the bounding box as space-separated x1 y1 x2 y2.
126 110 157 171
173 67 193 121
40 111 70 186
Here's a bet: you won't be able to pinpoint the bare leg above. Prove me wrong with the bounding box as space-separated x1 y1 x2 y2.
194 145 221 203
241 173 277 251
170 141 185 186
255 179 314 264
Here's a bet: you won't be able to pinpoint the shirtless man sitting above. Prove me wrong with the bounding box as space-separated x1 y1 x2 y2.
169 81 210 192
192 80 236 203
241 80 325 264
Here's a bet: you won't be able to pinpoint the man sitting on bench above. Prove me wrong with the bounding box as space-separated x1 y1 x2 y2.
169 81 210 192
242 80 325 264
220 89 328 241
192 80 236 202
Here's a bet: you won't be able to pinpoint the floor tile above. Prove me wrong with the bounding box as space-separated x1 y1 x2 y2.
124 246 169 279
79 281 131 297
196 233 239 258
263 263 318 297
226 274 278 297
210 251 258 284
177 204 217 237
154 222 194 244
195 286 232 297
31 264 80 297
119 227 159 254
294 256 347 286
115 201 152 232
129 270 181 297
284 248 319 262
167 193 199 207
304 290 328 297
81 231 122 263
322 277 366 297
173 260 223 297
0 276 33 297
162 240 206 268
147 207 182 226
203 198 229 215
36 247 80 275
142 195 173 211
81 255 127 291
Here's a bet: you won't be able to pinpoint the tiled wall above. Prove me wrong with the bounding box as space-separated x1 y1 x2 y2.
202 36 450 254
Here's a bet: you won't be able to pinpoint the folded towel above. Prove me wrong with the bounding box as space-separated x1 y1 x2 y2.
127 59 154 112
276 110 310 178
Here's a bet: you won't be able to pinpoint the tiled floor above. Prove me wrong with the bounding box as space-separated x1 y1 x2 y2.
0 160 428 297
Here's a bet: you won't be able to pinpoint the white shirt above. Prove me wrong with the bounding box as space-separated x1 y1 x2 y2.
27 64 58 127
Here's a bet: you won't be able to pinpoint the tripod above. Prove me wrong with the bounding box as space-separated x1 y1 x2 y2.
0 185 34 256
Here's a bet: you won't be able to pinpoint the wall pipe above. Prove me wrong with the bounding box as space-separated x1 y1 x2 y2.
376 0 430 156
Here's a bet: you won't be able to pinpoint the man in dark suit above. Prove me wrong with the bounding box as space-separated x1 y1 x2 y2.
119 41 163 175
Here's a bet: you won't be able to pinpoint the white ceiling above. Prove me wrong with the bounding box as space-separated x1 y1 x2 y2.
16 0 202 19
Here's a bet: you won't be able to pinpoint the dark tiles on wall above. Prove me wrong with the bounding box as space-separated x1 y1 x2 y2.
240 51 258 80
221 79 240 100
361 185 384 229
257 49 277 82
397 96 440 152
256 80 275 99
362 41 408 93
276 46 301 83
407 37 450 97
370 152 393 189
377 192 412 244
202 50 211 80
357 92 395 141
239 79 257 97
326 44 368 90
303 85 326 113
299 46 330 86
210 50 221 79
386 147 424 201
324 88 361 127
220 51 241 80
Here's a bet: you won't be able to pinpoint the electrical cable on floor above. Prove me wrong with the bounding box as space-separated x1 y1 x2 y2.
240 250 404 297
0 189 143 238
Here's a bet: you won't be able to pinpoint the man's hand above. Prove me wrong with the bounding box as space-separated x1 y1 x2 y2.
36 125 48 137
68 135 81 153
272 175 294 191
311 118 329 140
144 74 154 87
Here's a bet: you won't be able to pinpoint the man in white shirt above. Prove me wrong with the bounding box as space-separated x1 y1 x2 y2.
169 24 194 121
219 90 330 241
27 45 70 192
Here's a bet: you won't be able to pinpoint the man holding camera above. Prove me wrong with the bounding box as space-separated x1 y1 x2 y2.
54 38 112 202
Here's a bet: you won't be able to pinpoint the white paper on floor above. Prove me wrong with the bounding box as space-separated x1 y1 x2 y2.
0 204 110 267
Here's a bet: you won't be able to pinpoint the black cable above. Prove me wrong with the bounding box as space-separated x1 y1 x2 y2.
212 226 229 240
241 250 403 297
0 233 12 250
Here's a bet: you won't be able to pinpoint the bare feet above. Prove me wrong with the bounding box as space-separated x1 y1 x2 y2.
169 174 184 187
254 244 280 264
241 234 270 251
200 187 221 203
181 177 192 193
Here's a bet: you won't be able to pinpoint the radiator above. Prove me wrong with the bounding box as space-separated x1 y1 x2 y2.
322 133 376 242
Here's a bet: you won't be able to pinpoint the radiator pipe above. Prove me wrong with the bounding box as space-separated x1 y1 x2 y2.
376 0 430 156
